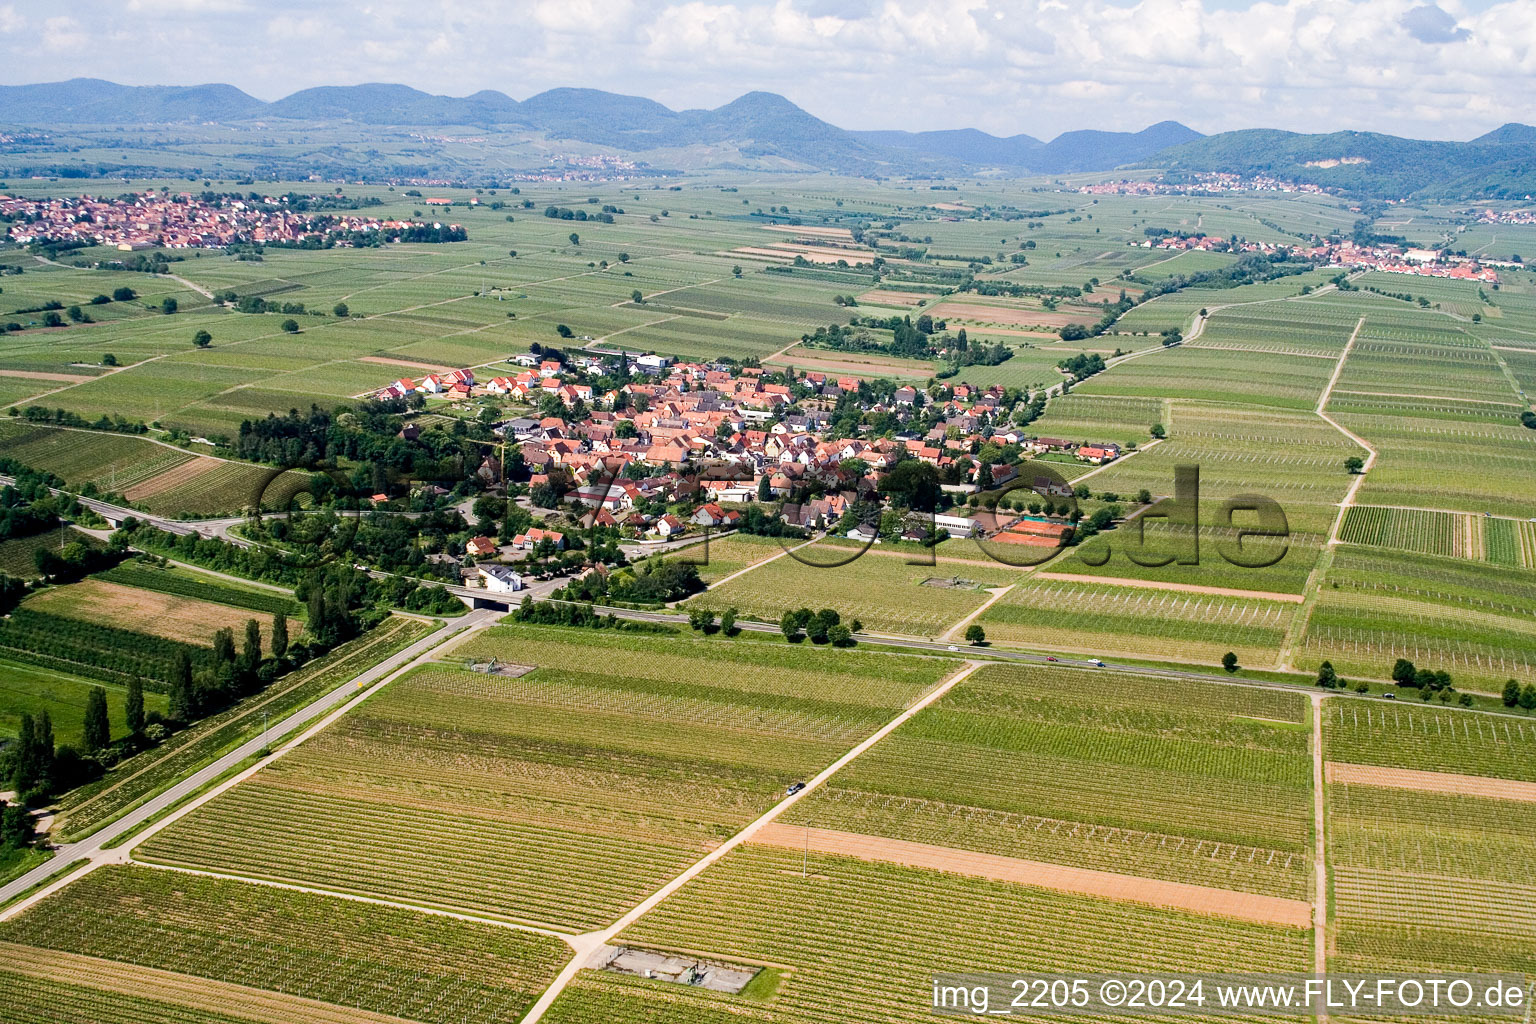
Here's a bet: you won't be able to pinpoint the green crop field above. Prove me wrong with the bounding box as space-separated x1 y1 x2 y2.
0 865 570 1024
1323 698 1536 781
52 614 431 841
1297 546 1536 688
0 525 102 578
783 662 1313 899
546 844 1312 1024
1326 699 1536 983
134 625 957 930
980 577 1295 666
1019 393 1165 446
0 657 168 744
686 542 1020 637
669 532 792 584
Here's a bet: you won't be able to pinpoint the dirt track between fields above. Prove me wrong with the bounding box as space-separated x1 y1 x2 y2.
749 824 1313 929
1326 762 1536 802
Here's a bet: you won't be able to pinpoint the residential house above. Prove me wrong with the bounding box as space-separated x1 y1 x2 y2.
465 536 499 559
478 564 525 593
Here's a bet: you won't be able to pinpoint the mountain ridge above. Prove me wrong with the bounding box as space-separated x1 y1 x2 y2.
0 78 1532 194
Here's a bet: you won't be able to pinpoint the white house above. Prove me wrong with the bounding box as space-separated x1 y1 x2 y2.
478 564 525 593
933 513 977 539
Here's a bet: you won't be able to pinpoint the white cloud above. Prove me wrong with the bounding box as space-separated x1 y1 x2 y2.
0 0 1531 139
40 15 84 50
126 0 248 11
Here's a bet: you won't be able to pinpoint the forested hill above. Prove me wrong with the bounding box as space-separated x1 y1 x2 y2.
1149 127 1536 199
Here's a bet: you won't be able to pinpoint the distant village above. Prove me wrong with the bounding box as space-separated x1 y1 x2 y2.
1477 207 1536 227
1132 232 1505 284
1078 173 1330 197
0 191 458 250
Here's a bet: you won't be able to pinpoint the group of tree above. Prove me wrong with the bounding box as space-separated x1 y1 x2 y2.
1390 659 1470 704
15 404 147 436
687 607 739 636
511 597 674 635
1057 353 1107 382
1501 679 1536 709
778 607 859 646
1314 660 1368 692
599 559 703 605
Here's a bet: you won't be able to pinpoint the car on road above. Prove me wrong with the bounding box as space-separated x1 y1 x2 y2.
1090 659 1105 667
1045 656 1058 662
1382 692 1396 699
947 645 959 651
785 781 806 796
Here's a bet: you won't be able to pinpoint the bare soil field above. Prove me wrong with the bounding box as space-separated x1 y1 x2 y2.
1326 762 1536 802
760 224 855 240
763 344 933 379
26 579 297 647
928 302 1081 328
749 824 1313 928
123 456 222 500
0 369 95 383
357 355 457 373
855 289 938 307
728 247 796 262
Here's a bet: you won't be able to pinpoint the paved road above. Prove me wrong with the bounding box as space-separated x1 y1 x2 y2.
0 613 480 910
574 600 1524 713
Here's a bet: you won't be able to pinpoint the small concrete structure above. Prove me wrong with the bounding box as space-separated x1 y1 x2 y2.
600 947 758 994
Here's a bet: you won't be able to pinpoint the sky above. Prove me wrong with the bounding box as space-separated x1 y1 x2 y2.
0 0 1530 140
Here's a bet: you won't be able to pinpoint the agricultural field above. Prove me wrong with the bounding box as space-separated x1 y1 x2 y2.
24 578 296 651
0 525 102 578
978 576 1295 666
0 657 168 744
783 662 1314 899
670 531 794 584
550 843 1312 1024
1323 698 1536 782
1337 505 1534 565
0 865 571 1024
1324 310 1536 518
0 420 194 494
1018 393 1164 447
95 560 302 618
133 625 958 930
0 420 303 516
1296 546 1536 688
684 540 1020 637
53 614 432 841
1077 344 1336 411
1325 696 1536 982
